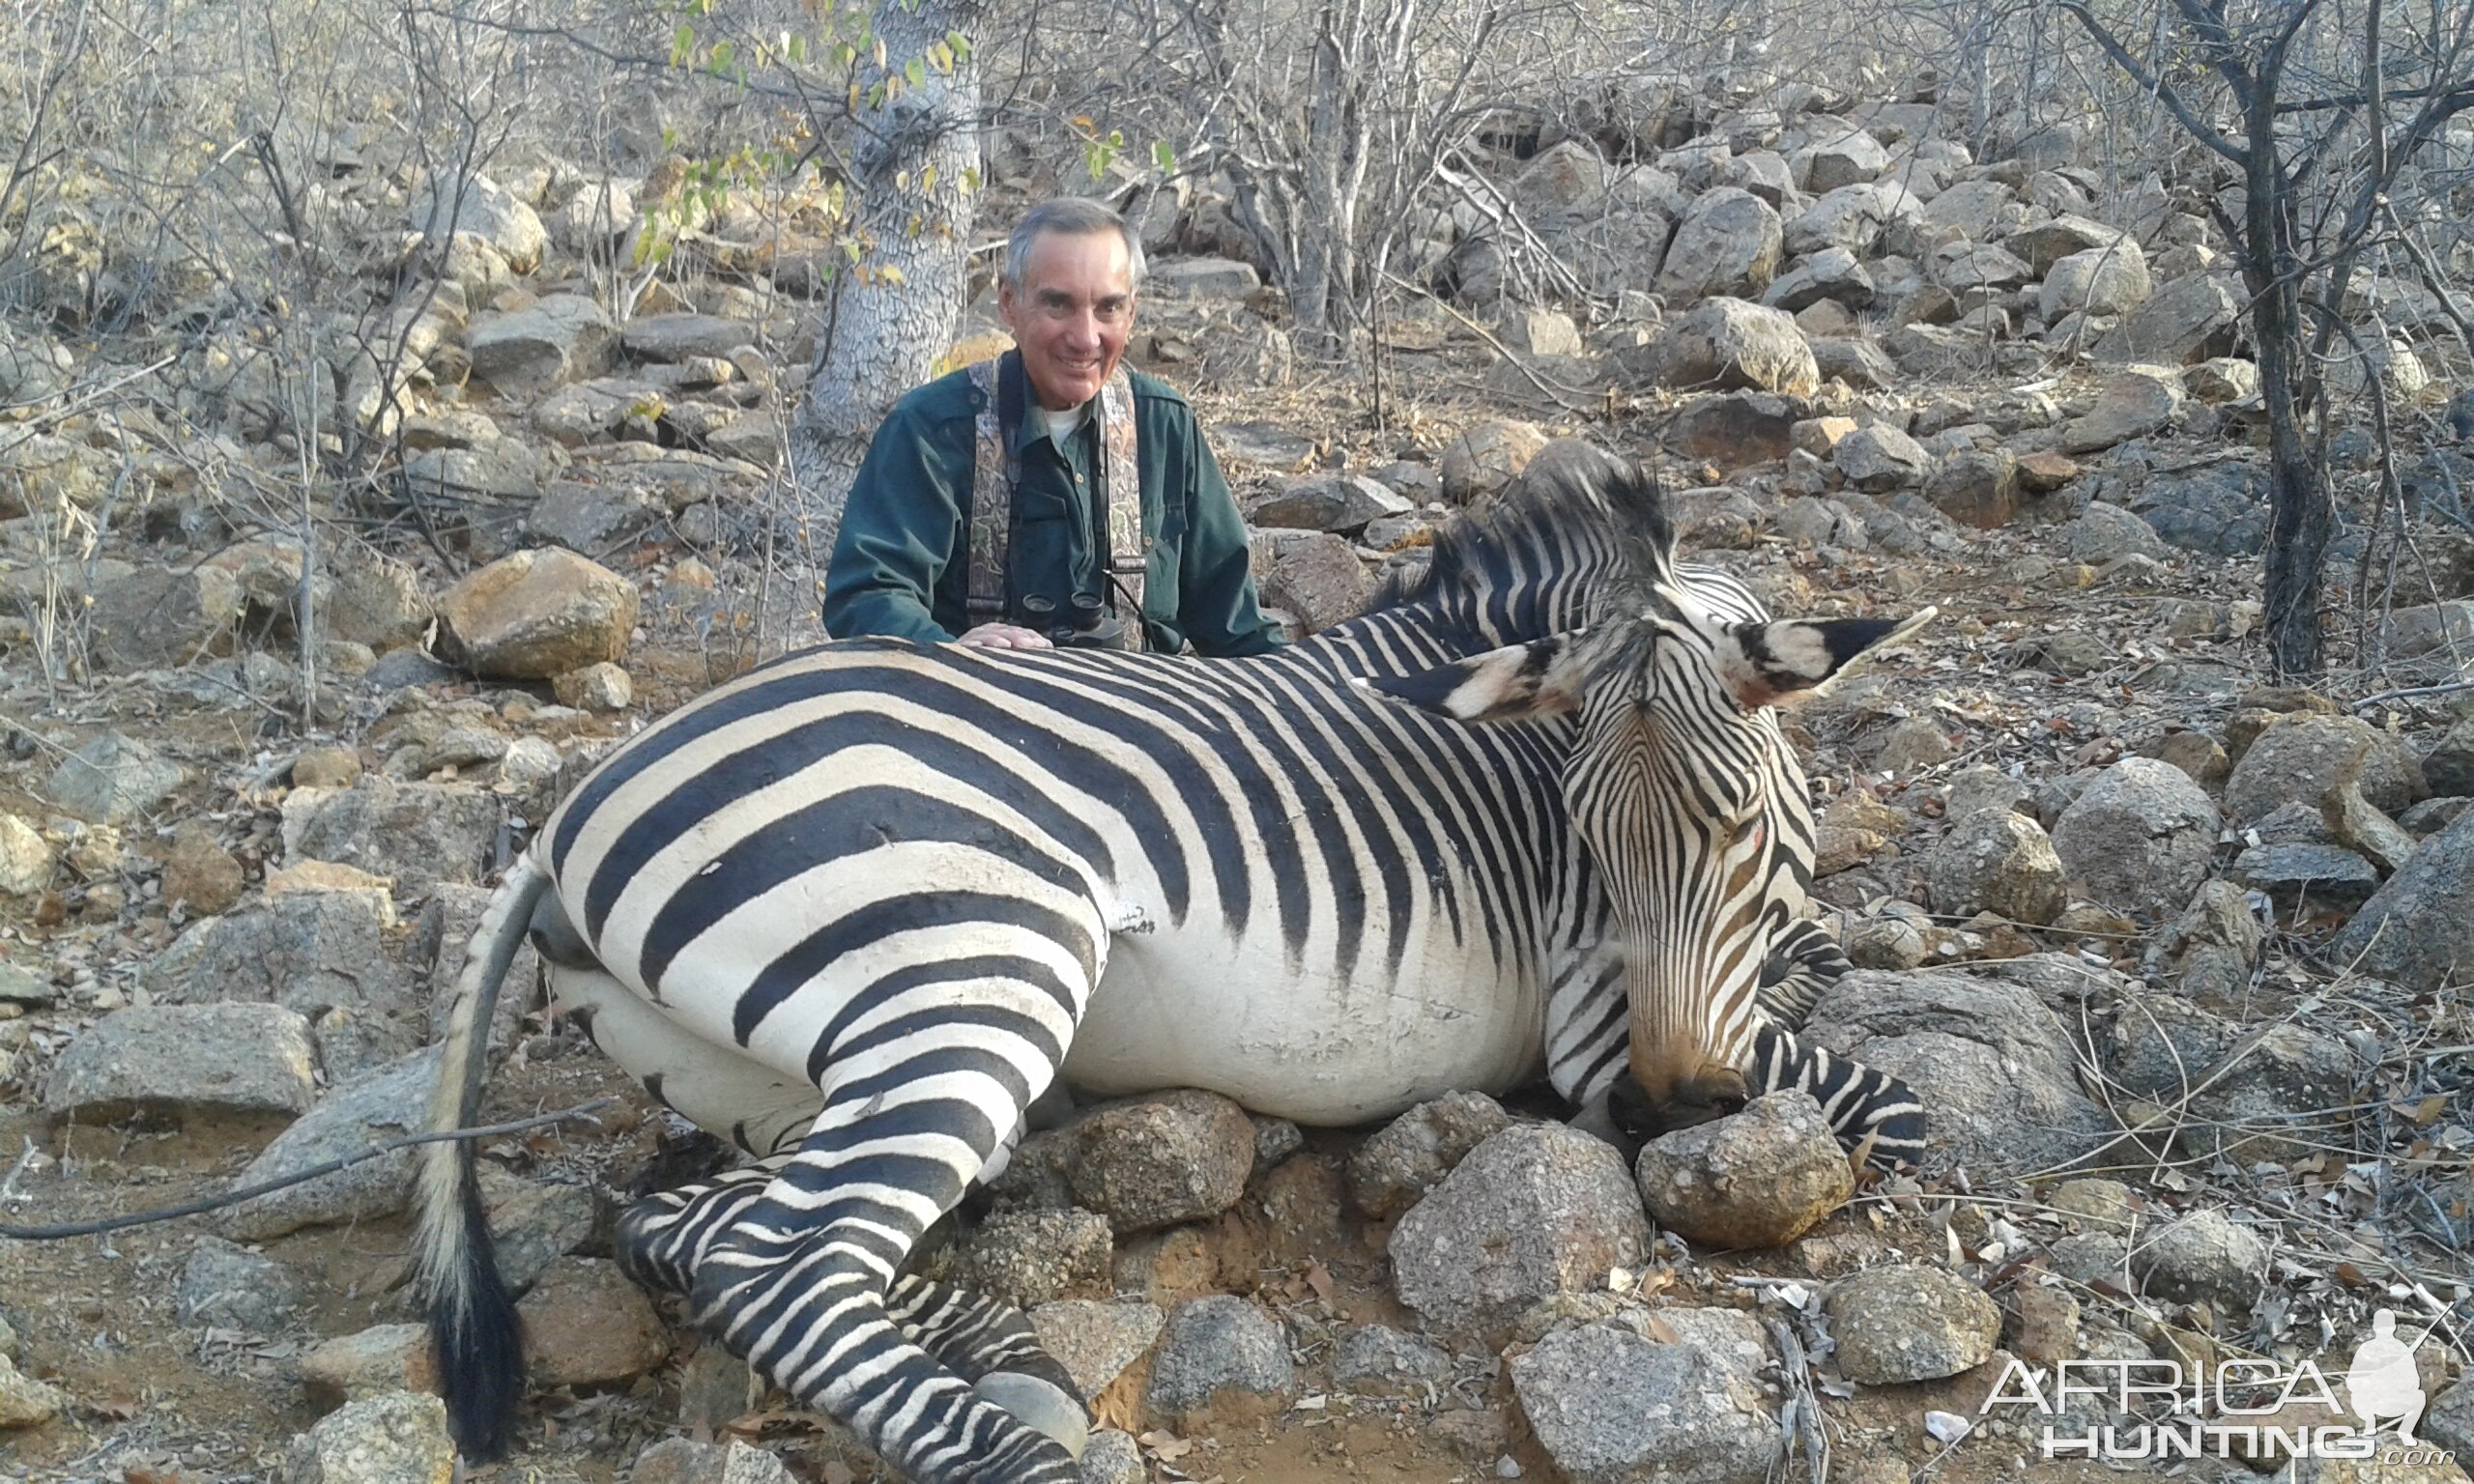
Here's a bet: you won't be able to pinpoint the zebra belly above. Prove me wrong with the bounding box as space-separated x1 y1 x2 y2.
1061 920 1548 1126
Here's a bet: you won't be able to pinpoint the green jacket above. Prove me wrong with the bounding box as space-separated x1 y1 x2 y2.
822 365 1285 657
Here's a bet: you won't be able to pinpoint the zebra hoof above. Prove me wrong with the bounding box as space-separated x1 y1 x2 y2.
973 1371 1088 1459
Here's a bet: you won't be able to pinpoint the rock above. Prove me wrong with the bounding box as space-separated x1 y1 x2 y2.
1144 1296 1294 1425
1800 126 1891 192
2133 1210 2268 1316
0 815 52 897
1390 1124 1649 1345
1656 187 1782 300
1926 810 2068 925
45 1003 317 1125
1922 180 2029 243
326 554 431 653
1346 1090 1514 1219
1868 716 1952 774
1924 449 2018 528
1149 258 1262 297
2006 214 2129 273
2234 842 2379 907
2426 718 2474 796
621 313 756 362
2006 1282 2082 1367
1499 307 1585 357
2135 462 2270 556
1509 1320 1781 1484
1942 768 2030 823
1246 474 1411 534
285 1389 453 1484
630 1439 803 1484
222 1050 438 1240
515 1257 673 1386
2324 779 2417 874
2059 369 2185 454
1642 297 1817 396
2224 716 2424 827
1931 240 2036 295
1078 1432 1144 1484
1834 424 1932 493
2095 274 2243 365
1256 529 1368 634
2063 501 2168 562
411 173 546 271
1761 247 1875 312
2158 878 2264 997
1440 419 1549 503
282 778 502 885
2017 449 2081 493
87 566 243 671
1028 1299 1164 1401
2426 1377 2474 1463
1333 1324 1453 1395
439 546 637 679
953 1207 1114 1308
403 442 542 503
1826 1265 2000 1384
42 731 187 824
1215 421 1316 470
1784 181 1925 260
467 293 616 396
1051 1090 1257 1234
2049 758 2224 915
1634 1091 1853 1247
162 822 245 915
2328 336 2431 401
2040 241 2151 323
552 661 633 711
2381 601 2474 662
2325 806 2474 989
145 886 420 1071
178 1236 302 1330
1668 391 1802 471
300 1326 435 1411
2183 357 2258 403
0 1353 68 1428
1802 966 2115 1175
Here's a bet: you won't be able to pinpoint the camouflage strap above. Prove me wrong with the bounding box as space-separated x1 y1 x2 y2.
963 354 1149 648
1093 366 1147 640
964 357 1015 628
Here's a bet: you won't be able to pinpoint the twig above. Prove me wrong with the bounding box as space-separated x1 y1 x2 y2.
0 1098 614 1241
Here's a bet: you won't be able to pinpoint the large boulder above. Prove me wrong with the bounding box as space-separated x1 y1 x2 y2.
2058 368 2185 454
1655 187 1783 301
2041 241 2153 323
1668 391 1802 471
1510 1318 1781 1484
2050 757 2224 915
2133 462 2270 556
1389 1124 1649 1345
2223 715 2425 828
1924 810 2067 925
1759 247 1875 312
1801 965 2114 1175
1783 181 1925 260
2094 274 2243 365
2330 807 2474 992
1826 1265 2000 1384
1635 1091 1852 1248
439 546 638 679
467 294 616 396
1641 297 1817 396
410 174 547 272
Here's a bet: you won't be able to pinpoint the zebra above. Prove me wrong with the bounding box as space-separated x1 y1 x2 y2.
415 439 1930 1479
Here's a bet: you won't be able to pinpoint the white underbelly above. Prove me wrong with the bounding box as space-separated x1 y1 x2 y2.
1061 921 1547 1126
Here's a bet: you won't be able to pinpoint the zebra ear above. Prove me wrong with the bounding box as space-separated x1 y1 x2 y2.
1712 607 1935 709
1360 632 1587 724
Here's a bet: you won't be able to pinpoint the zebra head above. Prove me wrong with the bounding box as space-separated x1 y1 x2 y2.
1368 460 1928 1140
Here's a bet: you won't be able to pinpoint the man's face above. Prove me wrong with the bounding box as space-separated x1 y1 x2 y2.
997 229 1136 411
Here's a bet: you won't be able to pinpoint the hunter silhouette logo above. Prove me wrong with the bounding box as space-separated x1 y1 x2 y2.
1981 1306 2455 1465
2344 1309 2426 1442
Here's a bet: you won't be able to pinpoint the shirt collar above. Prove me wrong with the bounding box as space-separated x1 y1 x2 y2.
1011 397 1090 456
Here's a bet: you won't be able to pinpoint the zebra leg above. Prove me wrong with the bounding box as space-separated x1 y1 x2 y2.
1744 1022 1926 1170
1753 916 1851 1029
616 1172 1084 1449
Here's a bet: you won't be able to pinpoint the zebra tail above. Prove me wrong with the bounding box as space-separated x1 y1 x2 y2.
414 852 548 1459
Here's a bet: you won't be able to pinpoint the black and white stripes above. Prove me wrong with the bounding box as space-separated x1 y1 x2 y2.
416 441 1929 1476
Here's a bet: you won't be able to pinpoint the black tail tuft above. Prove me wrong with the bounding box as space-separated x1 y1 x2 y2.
434 1142 525 1458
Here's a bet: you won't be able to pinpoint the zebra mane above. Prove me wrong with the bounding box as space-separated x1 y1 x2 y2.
1366 441 1675 643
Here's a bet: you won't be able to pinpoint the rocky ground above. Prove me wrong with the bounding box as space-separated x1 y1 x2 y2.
4 72 2474 1484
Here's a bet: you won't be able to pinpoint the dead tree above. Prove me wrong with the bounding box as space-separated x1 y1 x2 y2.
2057 0 2474 676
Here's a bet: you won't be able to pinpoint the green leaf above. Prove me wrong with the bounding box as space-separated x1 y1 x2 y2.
788 32 806 64
961 164 981 193
1153 140 1176 174
670 21 693 68
905 57 926 87
946 29 972 60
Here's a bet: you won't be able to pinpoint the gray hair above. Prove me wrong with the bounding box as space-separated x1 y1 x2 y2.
1001 198 1147 294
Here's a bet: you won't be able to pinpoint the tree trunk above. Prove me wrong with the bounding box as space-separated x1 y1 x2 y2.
2243 115 2330 675
786 0 988 560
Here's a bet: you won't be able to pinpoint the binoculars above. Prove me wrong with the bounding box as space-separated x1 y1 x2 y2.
1020 594 1132 651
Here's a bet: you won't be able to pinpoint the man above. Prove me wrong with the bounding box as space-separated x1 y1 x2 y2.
823 198 1284 657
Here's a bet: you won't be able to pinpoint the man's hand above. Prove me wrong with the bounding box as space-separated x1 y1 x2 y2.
959 623 1054 650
